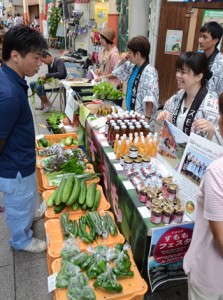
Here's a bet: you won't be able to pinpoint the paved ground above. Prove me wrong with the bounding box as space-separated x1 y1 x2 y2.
0 48 188 300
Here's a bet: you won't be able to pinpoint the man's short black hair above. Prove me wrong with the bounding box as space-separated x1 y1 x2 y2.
42 50 51 58
200 21 223 47
2 25 48 61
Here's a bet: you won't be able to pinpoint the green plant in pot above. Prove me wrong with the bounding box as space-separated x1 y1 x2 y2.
92 82 123 106
48 6 62 38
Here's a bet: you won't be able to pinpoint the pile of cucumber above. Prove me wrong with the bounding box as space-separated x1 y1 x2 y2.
60 211 118 243
46 174 101 213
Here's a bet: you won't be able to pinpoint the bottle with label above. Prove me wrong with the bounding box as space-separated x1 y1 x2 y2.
143 124 150 137
105 115 111 137
113 134 120 153
125 139 130 155
108 123 116 145
111 126 120 147
135 124 142 135
128 125 135 137
146 138 153 156
115 140 122 159
107 120 116 142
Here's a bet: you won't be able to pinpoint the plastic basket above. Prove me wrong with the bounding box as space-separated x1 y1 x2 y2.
42 184 111 221
44 211 125 274
36 133 78 152
52 249 148 300
40 164 99 190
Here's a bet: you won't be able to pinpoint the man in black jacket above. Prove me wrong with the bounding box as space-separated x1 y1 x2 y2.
30 50 67 111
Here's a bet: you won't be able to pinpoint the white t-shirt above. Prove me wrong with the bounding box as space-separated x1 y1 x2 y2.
183 153 223 294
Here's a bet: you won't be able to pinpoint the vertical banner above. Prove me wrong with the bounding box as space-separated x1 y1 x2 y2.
148 223 194 292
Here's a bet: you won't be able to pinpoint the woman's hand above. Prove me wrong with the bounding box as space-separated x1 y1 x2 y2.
156 111 170 122
95 76 103 82
193 119 215 140
94 69 101 76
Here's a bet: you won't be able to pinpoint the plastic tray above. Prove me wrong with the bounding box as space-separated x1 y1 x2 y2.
52 249 148 300
45 211 125 274
36 133 78 152
42 184 111 220
40 165 99 191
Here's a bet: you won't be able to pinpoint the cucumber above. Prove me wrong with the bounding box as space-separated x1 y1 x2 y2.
66 177 81 206
54 177 67 206
78 180 87 205
90 189 101 211
86 182 97 208
71 201 80 211
46 189 57 207
39 137 48 147
62 175 74 203
54 202 66 213
81 202 88 211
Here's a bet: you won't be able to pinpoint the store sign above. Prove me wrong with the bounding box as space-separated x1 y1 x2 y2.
148 223 194 292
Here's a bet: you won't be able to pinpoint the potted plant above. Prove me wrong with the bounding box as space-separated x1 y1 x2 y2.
48 6 62 38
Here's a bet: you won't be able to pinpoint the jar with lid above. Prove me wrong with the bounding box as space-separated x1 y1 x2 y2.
162 177 173 194
142 155 151 168
166 184 178 202
146 191 156 208
139 189 147 204
151 207 163 224
151 198 162 208
129 145 138 159
133 157 142 171
162 206 174 224
123 157 133 173
120 154 128 166
173 205 184 223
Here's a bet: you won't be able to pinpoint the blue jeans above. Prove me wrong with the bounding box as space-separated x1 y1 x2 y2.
30 81 46 97
0 172 37 250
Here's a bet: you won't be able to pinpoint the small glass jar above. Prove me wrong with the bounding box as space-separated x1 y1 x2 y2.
162 177 173 194
123 157 133 172
166 184 178 202
151 198 162 208
142 155 151 168
129 145 138 159
173 205 184 223
120 154 128 166
151 207 163 224
139 188 147 203
133 157 142 171
162 206 174 224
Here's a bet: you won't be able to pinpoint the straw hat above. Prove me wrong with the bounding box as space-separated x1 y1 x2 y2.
100 27 115 43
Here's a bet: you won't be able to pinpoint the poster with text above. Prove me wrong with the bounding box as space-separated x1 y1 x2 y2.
148 223 194 292
176 133 223 220
158 121 188 172
165 30 183 55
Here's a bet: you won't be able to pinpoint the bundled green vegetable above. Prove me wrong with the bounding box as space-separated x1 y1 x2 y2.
60 213 78 239
93 264 123 293
93 82 123 100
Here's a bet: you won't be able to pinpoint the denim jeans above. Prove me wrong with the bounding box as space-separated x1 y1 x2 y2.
0 172 37 250
30 81 46 97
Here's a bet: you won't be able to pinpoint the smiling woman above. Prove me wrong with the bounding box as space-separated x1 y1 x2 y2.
156 51 222 145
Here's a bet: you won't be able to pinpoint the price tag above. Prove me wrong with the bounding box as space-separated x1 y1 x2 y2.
40 202 47 215
138 206 151 219
107 152 116 160
101 141 109 147
123 181 135 190
36 134 44 140
99 127 105 134
114 163 124 171
48 272 57 292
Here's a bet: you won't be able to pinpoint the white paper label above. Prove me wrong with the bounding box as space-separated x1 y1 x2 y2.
99 127 105 134
123 181 135 190
48 272 57 292
114 163 124 171
40 202 47 215
101 141 109 147
107 152 116 160
138 206 151 219
97 134 106 140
